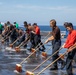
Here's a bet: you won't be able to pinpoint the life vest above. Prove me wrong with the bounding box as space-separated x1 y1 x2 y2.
0 24 2 30
15 23 19 29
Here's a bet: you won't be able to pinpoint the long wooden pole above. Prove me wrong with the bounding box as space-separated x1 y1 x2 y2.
1 31 11 42
35 33 50 49
36 51 67 75
20 42 46 65
36 44 76 75
17 37 30 48
32 47 62 72
10 36 22 46
19 34 50 65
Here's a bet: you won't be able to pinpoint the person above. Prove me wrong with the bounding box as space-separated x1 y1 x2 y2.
18 29 27 48
10 25 18 44
24 21 30 35
7 21 12 27
64 22 69 38
27 24 36 49
0 22 3 34
45 19 62 70
2 23 9 42
62 23 76 75
32 23 45 51
14 22 19 29
2 23 9 36
24 21 35 50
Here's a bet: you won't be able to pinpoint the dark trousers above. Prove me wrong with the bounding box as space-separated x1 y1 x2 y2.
34 35 41 47
66 48 76 75
52 40 61 68
30 32 35 48
10 37 17 44
0 30 2 34
18 34 25 45
34 34 45 49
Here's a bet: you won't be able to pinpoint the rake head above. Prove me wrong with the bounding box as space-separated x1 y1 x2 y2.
59 54 65 60
26 71 34 75
9 44 13 48
31 48 36 52
15 64 22 72
42 52 47 58
1 40 4 43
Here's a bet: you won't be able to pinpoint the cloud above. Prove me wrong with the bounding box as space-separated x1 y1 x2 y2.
47 6 68 10
15 4 75 11
15 4 40 9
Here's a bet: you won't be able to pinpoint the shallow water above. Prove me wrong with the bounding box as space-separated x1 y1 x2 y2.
0 38 76 75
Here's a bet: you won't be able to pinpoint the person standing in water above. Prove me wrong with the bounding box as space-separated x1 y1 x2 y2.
64 22 69 38
62 23 76 75
0 22 3 34
45 19 65 70
32 23 45 51
14 22 19 29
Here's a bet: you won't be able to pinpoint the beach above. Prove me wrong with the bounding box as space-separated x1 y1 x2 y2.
0 32 76 75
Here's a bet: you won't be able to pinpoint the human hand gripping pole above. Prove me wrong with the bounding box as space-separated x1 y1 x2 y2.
44 36 54 44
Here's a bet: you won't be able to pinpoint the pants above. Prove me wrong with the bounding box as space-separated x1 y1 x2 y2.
0 30 2 34
18 34 25 44
52 39 61 68
34 35 41 47
66 48 76 75
34 34 45 49
10 37 17 44
30 32 35 48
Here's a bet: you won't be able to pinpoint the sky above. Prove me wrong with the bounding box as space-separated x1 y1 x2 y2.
0 0 76 26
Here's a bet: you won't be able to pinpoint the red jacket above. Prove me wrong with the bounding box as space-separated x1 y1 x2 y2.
35 26 40 35
64 30 76 48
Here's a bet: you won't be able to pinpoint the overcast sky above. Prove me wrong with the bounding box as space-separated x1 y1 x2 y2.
0 0 76 26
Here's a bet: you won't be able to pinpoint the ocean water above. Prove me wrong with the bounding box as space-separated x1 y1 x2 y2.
20 25 76 31
39 25 76 31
